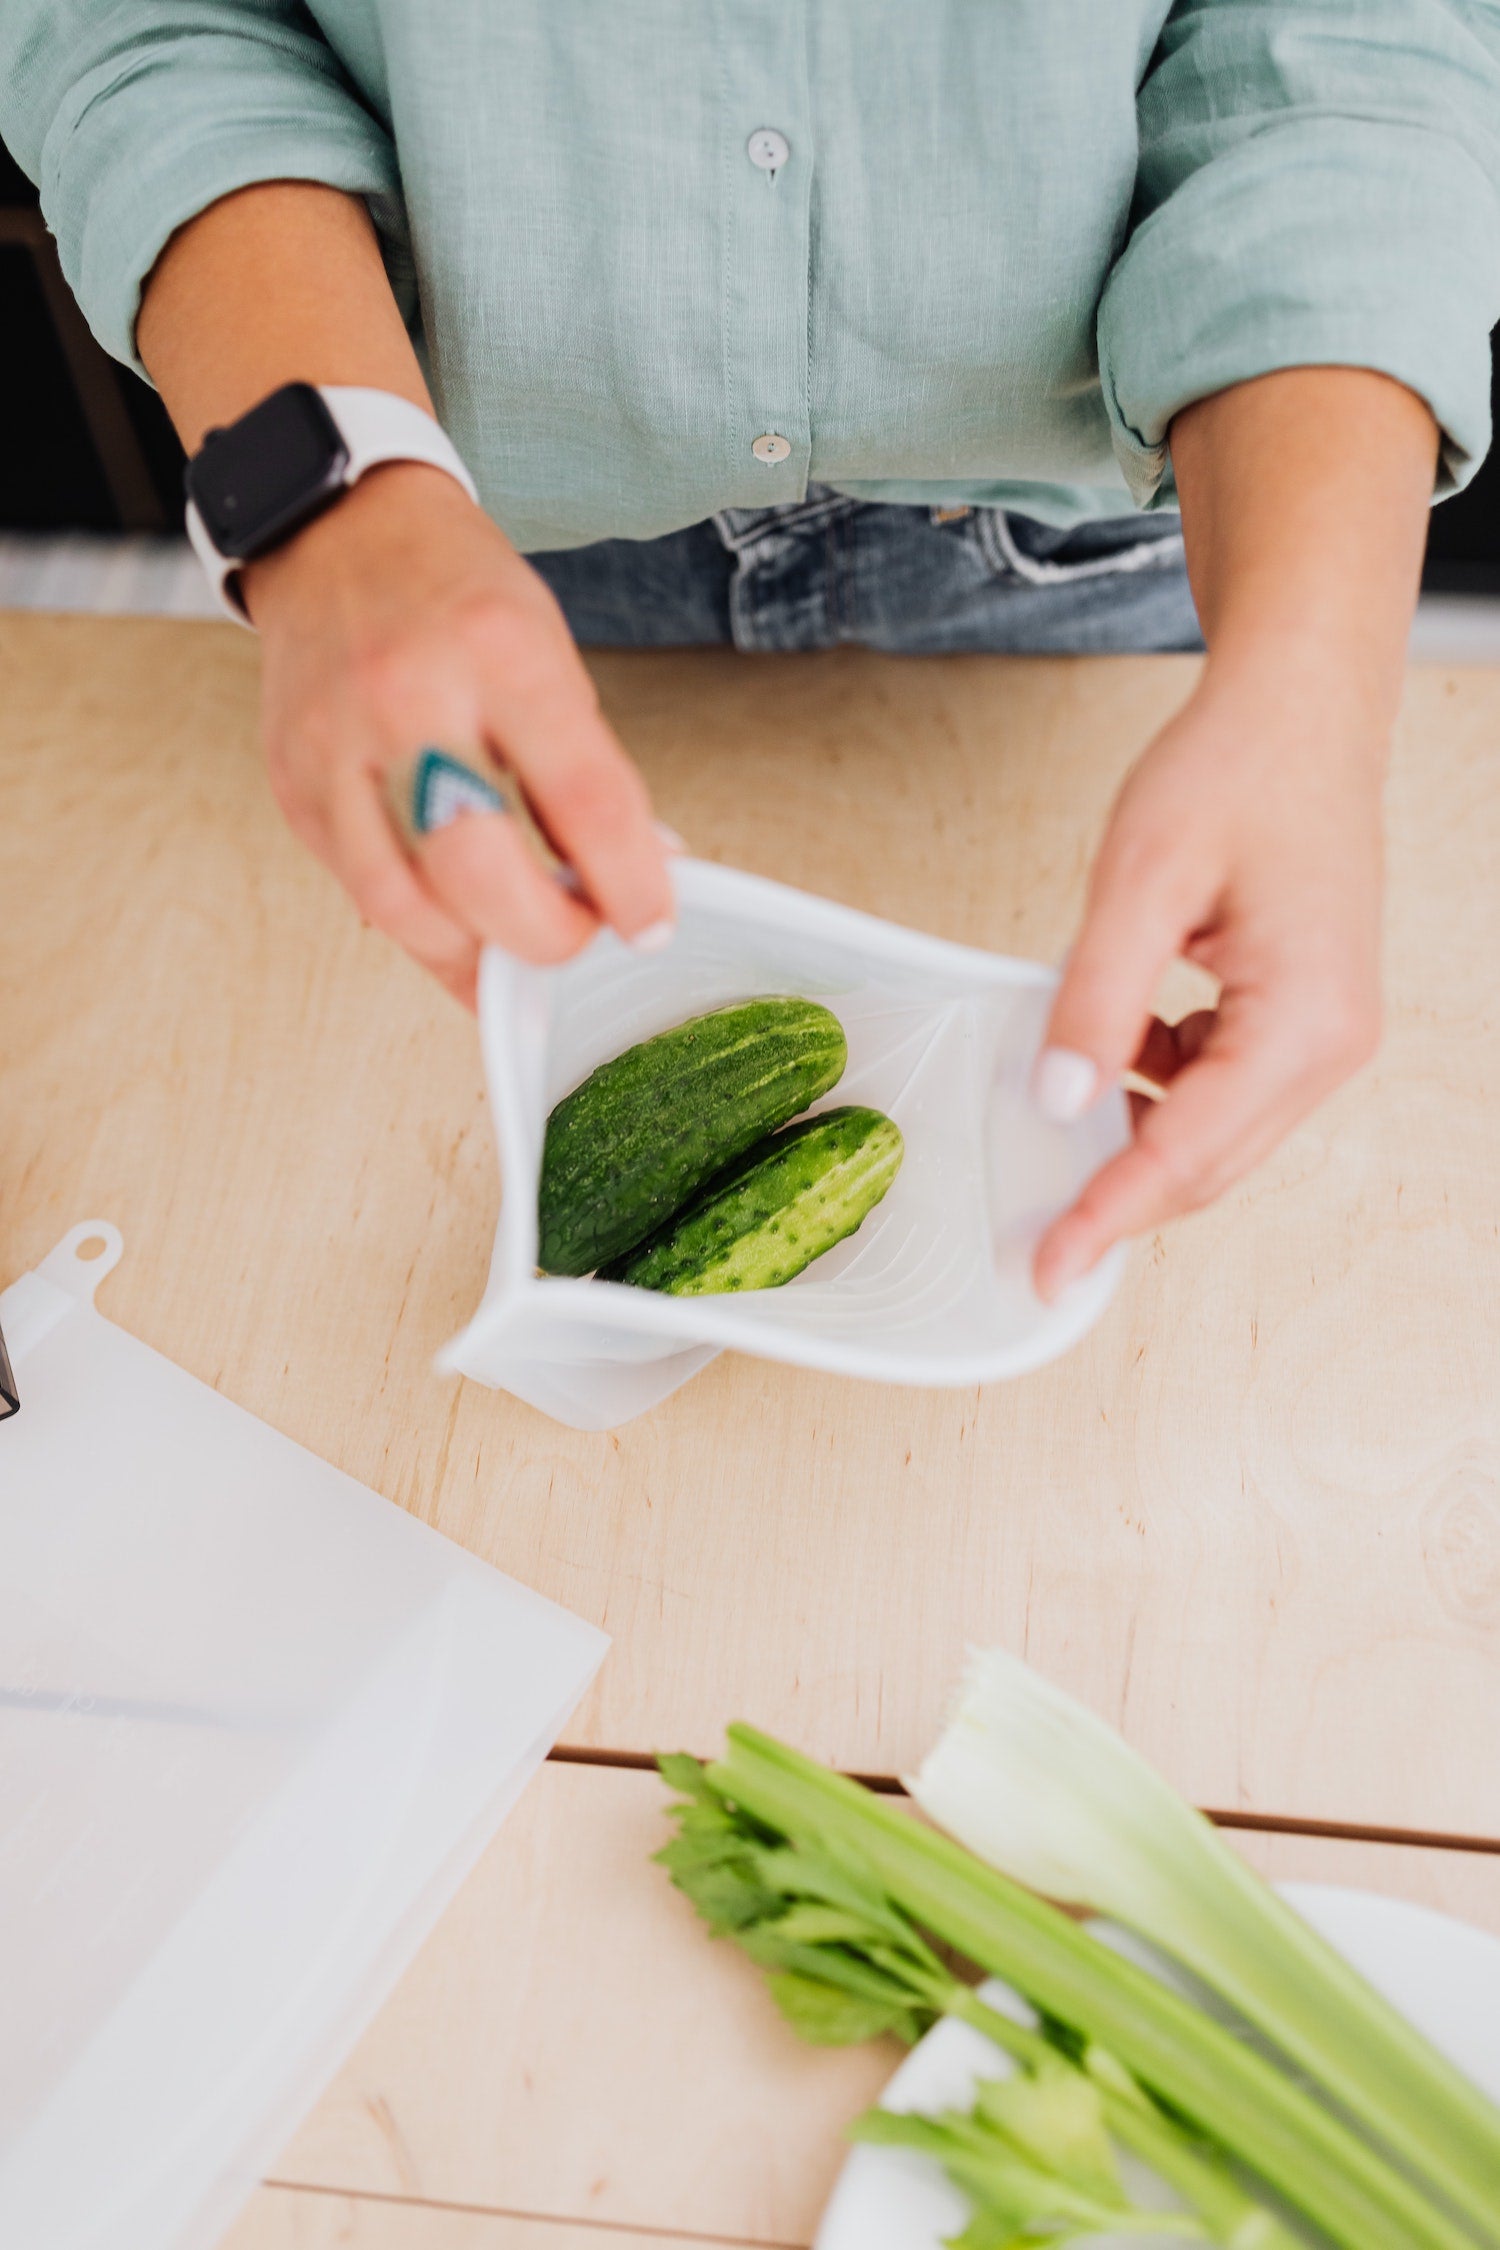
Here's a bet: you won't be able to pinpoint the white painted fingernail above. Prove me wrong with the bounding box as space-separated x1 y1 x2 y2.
1033 1047 1099 1123
1036 1233 1094 1303
654 821 688 854
630 918 677 955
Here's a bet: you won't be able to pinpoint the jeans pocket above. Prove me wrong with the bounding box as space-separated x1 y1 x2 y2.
973 507 1186 586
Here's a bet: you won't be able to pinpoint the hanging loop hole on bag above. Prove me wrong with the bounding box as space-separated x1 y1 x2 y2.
36 1220 124 1302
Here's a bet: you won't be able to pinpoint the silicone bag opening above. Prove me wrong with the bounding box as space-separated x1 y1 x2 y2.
440 860 1128 1429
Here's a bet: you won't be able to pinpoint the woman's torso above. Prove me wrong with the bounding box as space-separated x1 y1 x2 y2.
317 0 1169 549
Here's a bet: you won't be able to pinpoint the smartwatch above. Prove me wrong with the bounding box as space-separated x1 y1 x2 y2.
183 382 479 622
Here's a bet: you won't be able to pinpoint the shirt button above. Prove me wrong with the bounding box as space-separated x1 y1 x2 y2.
751 432 792 465
746 127 790 174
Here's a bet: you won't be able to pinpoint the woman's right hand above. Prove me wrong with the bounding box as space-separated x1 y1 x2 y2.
243 460 676 1007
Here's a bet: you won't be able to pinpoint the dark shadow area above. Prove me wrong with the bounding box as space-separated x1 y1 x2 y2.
0 139 184 532
1425 326 1500 593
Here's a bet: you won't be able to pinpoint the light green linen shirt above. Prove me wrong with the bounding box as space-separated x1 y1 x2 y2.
6 2 1500 552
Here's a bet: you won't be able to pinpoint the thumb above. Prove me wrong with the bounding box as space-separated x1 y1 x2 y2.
1035 843 1208 1123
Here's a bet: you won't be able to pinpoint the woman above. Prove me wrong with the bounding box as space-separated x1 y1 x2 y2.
5 4 1496 1299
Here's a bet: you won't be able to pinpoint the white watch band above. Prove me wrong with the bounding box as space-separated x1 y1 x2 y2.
185 385 480 626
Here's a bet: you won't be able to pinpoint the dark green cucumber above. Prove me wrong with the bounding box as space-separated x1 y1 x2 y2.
602 1105 903 1295
538 997 848 1276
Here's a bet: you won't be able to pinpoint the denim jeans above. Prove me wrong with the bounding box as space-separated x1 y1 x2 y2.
529 487 1203 655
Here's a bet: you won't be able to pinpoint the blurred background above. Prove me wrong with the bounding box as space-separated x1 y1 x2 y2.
2 136 1496 643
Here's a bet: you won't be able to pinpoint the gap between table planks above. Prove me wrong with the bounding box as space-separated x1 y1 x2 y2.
549 1743 1500 1856
225 2189 777 2250
2 616 1497 1842
233 1760 1498 2250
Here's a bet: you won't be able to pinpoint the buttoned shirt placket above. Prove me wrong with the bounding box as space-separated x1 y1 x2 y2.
716 2 814 512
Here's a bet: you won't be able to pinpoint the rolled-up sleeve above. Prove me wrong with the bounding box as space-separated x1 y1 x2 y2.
1098 0 1500 505
0 3 404 373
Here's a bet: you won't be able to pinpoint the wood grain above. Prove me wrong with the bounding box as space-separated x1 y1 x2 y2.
268 1760 888 2246
263 1761 1499 2246
2 616 1497 1834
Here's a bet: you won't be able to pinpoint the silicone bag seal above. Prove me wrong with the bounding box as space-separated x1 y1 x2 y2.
441 859 1129 1429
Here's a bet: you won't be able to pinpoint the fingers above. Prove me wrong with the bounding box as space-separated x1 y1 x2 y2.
323 772 482 1004
417 804 602 963
255 475 677 993
306 608 637 974
1128 1009 1216 1093
1024 667 1387 1300
1034 1041 1269 1303
1033 829 1215 1125
1031 758 1292 1298
1033 984 1376 1301
464 598 676 948
278 676 653 985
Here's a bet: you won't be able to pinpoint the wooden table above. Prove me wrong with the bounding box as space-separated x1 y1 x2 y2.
3 613 1497 2250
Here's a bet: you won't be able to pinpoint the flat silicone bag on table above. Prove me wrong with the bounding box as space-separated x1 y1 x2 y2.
0 1223 607 2250
442 858 1129 1429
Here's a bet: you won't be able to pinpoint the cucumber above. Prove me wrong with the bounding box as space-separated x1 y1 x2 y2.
602 1105 903 1295
538 997 848 1276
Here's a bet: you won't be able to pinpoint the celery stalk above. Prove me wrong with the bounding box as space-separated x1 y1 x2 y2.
910 1650 1500 2248
852 2091 1207 2243
949 1991 1298 2250
657 1752 1300 2248
712 1726 1480 2250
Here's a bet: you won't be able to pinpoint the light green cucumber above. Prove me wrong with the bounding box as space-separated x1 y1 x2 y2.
537 997 848 1276
603 1104 903 1295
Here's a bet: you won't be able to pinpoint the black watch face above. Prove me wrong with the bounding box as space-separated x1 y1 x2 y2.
184 382 349 562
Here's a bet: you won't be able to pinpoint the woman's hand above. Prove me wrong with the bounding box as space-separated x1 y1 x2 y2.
1031 655 1384 1298
245 462 674 1007
1031 366 1437 1301
135 182 672 1009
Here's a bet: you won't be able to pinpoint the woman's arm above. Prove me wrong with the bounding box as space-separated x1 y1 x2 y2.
139 182 674 1005
1033 365 1438 1297
1044 0 1496 1292
138 179 431 439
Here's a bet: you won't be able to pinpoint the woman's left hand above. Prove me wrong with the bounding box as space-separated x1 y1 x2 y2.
1030 653 1386 1301
1029 364 1440 1303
